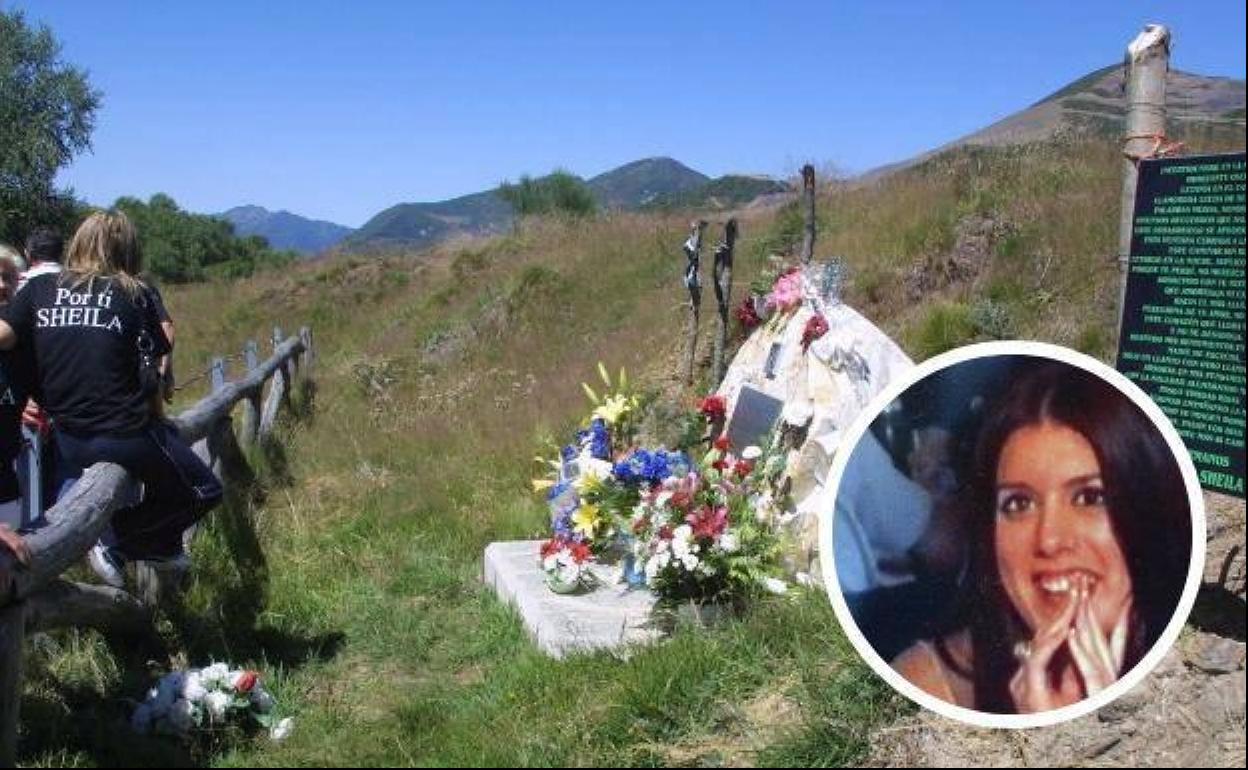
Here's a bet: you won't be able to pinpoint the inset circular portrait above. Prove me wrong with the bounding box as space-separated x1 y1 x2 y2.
820 342 1205 728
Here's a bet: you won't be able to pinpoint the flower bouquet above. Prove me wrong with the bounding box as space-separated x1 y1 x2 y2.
627 435 788 613
130 662 293 742
532 364 642 591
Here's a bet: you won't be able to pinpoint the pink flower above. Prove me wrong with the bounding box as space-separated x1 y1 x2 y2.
233 671 259 694
766 270 803 314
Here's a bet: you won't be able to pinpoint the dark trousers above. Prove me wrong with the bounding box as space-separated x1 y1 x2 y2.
55 419 223 559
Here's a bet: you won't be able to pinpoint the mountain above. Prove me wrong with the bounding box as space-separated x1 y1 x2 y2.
864 65 1245 179
642 174 790 211
343 189 513 251
345 157 780 252
219 205 354 255
585 157 709 208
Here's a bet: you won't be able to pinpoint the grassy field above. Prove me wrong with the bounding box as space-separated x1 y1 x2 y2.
17 134 1243 766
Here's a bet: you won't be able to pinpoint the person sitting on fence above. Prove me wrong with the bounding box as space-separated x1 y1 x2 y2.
0 246 29 535
0 211 223 588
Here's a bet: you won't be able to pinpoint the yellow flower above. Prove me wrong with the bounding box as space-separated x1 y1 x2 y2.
592 394 634 425
574 473 605 496
572 504 601 538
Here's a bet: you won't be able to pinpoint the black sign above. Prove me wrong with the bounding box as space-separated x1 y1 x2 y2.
726 386 784 450
1117 153 1246 498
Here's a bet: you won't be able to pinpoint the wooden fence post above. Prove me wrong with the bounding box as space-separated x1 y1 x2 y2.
800 164 816 265
259 336 290 440
0 603 25 767
1116 24 1170 341
711 218 738 386
682 220 707 385
239 340 261 446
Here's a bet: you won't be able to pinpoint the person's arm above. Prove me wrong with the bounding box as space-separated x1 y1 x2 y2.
0 523 30 565
0 283 33 351
0 320 15 351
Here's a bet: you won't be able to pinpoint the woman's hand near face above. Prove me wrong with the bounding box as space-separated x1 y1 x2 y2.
1009 581 1081 712
1067 575 1130 696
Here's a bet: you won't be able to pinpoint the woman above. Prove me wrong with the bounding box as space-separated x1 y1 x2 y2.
891 360 1191 713
0 211 222 587
0 245 30 550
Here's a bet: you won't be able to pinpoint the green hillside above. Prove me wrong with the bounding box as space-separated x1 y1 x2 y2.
643 174 790 212
21 128 1242 766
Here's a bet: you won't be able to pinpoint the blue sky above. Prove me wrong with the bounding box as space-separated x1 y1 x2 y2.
13 0 1247 227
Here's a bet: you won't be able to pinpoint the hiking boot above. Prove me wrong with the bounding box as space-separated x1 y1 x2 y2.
88 544 127 588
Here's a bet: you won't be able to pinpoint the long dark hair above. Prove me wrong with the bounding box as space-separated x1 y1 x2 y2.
962 358 1191 713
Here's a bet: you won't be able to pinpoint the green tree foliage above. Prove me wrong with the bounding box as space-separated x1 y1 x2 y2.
498 170 596 218
0 9 100 244
114 194 296 283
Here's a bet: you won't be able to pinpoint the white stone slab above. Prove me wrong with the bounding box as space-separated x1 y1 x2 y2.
483 540 663 658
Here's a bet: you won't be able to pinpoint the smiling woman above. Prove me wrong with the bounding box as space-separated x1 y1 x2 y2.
888 360 1193 714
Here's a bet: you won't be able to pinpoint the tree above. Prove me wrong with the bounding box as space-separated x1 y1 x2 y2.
0 9 100 244
498 170 596 218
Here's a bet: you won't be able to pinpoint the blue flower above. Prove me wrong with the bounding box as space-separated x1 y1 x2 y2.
613 448 684 487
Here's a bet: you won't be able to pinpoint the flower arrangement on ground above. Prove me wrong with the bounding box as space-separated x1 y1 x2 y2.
533 365 794 607
130 662 292 741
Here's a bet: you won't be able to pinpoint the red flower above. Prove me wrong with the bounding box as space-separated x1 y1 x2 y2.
570 543 593 563
801 313 829 351
686 505 728 540
698 395 727 421
234 671 259 694
733 459 755 478
734 296 761 330
713 434 731 452
658 525 675 541
632 516 651 535
540 538 562 559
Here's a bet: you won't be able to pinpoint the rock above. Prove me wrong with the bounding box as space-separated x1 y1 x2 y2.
1185 635 1245 674
483 541 662 658
715 266 913 580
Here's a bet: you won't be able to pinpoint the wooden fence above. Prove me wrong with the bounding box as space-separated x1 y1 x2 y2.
0 325 313 766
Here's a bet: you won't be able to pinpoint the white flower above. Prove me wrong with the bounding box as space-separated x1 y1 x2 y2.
130 703 154 735
742 446 763 461
200 662 230 689
270 716 295 742
204 691 231 722
718 532 739 553
673 524 692 542
250 686 275 713
762 577 789 595
181 672 207 702
167 699 197 733
681 554 699 571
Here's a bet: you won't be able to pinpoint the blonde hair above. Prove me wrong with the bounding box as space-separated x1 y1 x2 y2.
64 210 146 296
0 244 26 273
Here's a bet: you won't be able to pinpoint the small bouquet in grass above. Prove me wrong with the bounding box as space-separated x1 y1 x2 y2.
533 363 642 590
130 662 293 741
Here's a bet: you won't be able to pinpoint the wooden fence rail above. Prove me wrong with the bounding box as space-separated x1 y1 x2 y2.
0 325 313 766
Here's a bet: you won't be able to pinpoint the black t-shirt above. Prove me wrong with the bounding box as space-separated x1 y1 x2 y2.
0 273 171 435
0 351 25 463
145 281 173 325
